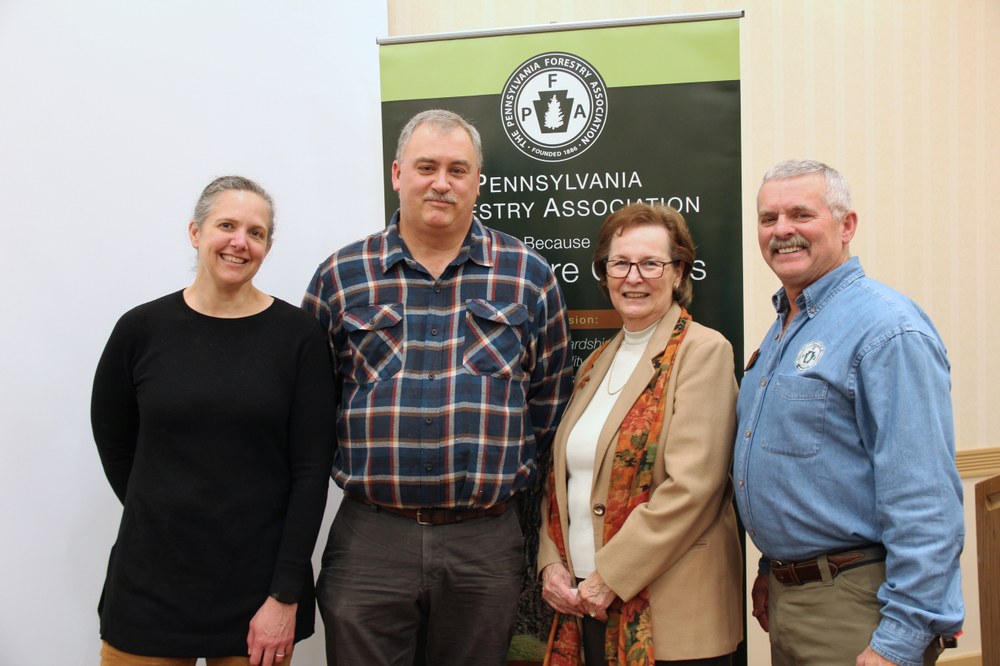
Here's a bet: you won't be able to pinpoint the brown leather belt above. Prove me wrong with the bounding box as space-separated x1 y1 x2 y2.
771 544 886 586
347 492 509 525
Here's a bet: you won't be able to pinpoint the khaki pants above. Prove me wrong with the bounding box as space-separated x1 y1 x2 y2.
769 559 941 666
100 641 292 666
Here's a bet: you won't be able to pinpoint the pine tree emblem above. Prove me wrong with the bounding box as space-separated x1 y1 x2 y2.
544 94 564 130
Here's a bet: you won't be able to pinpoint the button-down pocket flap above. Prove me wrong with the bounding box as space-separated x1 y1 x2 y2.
342 304 403 332
466 299 528 326
773 374 828 400
340 304 405 384
462 300 528 378
762 374 826 457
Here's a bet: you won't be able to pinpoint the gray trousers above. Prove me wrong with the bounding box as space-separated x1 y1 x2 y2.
316 497 524 666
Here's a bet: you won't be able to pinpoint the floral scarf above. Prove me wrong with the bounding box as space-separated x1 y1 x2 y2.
544 310 691 666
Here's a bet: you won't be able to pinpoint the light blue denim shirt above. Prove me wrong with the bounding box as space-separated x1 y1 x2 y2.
734 257 964 666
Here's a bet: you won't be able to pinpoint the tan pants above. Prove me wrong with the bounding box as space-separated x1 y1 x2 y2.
100 641 292 666
769 560 941 666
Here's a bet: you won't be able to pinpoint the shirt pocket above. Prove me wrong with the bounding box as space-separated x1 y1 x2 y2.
341 304 405 384
462 299 529 379
761 374 827 457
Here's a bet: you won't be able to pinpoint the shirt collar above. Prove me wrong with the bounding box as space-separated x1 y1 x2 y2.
771 256 866 318
380 211 493 274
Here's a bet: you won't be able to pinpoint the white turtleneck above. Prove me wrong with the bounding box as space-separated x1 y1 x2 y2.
564 322 656 576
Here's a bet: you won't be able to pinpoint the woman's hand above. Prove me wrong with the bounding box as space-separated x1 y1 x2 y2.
541 562 585 616
247 596 297 665
577 570 617 622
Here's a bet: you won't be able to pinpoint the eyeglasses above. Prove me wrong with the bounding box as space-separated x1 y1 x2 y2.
603 259 679 279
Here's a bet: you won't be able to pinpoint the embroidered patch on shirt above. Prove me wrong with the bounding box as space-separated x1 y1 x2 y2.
795 341 825 371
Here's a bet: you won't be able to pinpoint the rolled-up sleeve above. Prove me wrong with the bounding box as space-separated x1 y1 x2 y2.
858 330 964 666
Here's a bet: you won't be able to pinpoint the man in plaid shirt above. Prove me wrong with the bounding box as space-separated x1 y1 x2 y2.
303 109 573 665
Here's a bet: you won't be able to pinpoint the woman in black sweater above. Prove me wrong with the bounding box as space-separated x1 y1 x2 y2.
91 176 335 666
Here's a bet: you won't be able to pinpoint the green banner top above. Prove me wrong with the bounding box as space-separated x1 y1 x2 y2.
380 17 740 101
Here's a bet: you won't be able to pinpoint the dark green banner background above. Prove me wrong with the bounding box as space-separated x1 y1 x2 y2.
380 39 742 368
381 78 742 370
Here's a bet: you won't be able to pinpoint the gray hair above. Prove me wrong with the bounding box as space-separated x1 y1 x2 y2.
192 175 276 246
395 109 483 168
762 159 852 220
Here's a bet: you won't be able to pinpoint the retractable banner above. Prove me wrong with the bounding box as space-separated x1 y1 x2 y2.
379 14 742 661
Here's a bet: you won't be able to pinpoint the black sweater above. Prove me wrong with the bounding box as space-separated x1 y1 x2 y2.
91 291 336 657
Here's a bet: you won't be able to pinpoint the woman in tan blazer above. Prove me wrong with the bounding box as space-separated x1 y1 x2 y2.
539 203 742 666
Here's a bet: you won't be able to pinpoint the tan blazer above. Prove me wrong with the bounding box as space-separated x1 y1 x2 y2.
538 303 743 659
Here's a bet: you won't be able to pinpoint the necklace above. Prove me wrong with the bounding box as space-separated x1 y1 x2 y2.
606 350 628 395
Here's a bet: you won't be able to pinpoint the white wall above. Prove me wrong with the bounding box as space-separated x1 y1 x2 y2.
0 1 386 662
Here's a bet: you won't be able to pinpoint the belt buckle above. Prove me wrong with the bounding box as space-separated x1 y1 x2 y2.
416 508 434 525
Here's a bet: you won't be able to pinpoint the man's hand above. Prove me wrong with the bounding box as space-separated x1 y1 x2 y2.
856 646 899 665
751 572 770 632
541 562 585 617
247 596 297 666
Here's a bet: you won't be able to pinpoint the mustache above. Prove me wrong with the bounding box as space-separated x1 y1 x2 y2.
424 193 456 204
769 234 811 252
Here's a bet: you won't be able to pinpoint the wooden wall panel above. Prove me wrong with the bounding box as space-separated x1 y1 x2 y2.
976 475 1000 666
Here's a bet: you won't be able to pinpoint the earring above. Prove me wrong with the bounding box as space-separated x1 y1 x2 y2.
673 280 680 289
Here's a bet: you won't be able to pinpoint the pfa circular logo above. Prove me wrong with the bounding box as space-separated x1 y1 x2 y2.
500 52 608 162
795 341 825 371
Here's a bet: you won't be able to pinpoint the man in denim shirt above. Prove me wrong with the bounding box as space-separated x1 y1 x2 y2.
733 159 963 666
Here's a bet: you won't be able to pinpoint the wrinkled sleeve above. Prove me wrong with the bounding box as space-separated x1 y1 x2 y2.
301 263 334 348
268 320 337 601
537 488 562 574
91 314 140 504
527 269 573 457
857 330 964 666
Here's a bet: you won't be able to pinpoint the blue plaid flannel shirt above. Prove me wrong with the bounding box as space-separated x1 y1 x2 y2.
302 213 573 509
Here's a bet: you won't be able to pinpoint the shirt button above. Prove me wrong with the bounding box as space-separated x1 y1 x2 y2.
425 463 433 471
744 430 751 438
750 529 756 537
428 373 436 380
431 328 439 336
758 378 767 387
434 285 441 294
738 479 745 487
592 503 606 516
809 307 817 315
424 417 432 425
